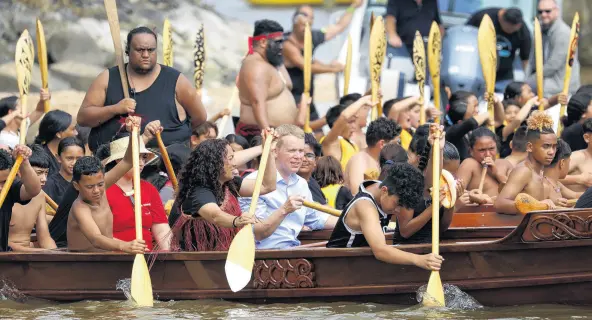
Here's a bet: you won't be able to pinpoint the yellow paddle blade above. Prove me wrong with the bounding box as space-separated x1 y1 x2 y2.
36 19 50 113
194 23 205 92
163 18 173 67
303 22 312 133
16 29 34 145
534 17 543 109
225 225 256 292
427 22 441 124
515 193 549 215
478 15 497 132
413 31 426 125
131 254 154 307
559 12 580 136
343 34 352 96
424 271 445 307
369 16 386 120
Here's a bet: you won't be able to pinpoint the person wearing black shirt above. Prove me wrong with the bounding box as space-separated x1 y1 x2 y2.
43 137 85 206
386 0 443 55
283 1 362 129
0 146 42 252
297 133 327 205
466 7 531 83
561 93 592 152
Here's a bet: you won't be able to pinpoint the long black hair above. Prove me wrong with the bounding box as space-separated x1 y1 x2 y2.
34 110 72 145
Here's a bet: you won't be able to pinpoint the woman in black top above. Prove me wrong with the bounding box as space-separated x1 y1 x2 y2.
34 110 78 177
561 93 592 152
445 91 491 161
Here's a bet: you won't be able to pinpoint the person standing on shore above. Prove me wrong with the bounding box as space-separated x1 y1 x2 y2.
77 26 207 153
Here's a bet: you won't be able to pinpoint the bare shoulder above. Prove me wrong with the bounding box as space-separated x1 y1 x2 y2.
71 199 89 217
459 157 480 170
508 166 532 180
352 198 378 218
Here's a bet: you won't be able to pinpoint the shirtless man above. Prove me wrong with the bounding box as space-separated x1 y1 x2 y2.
67 117 146 253
494 126 528 190
456 127 504 204
560 119 592 192
8 145 56 251
544 140 582 207
495 112 558 214
345 118 400 194
237 19 300 141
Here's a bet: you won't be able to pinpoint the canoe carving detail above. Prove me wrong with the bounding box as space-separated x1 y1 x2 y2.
526 213 592 241
252 258 316 289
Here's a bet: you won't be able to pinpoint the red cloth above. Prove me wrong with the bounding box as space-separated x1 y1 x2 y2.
107 180 168 250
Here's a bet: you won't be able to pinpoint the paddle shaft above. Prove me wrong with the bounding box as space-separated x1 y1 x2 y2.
534 17 544 110
217 85 238 138
478 166 487 193
36 19 50 113
156 132 178 192
245 135 274 218
303 22 312 133
431 132 441 255
303 200 341 217
44 192 58 211
343 34 352 96
105 0 129 98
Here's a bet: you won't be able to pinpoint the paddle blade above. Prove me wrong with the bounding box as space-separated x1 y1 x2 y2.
369 16 386 120
559 13 580 136
413 31 426 124
424 271 445 307
343 34 352 96
193 24 206 92
478 15 497 131
427 22 441 123
225 225 256 292
515 193 549 215
131 254 154 307
534 17 543 107
104 0 129 98
163 18 173 67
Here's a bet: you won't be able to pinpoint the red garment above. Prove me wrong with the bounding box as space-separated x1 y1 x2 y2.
107 180 168 250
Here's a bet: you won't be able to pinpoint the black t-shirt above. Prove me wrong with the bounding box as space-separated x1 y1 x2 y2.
445 117 479 161
308 178 327 205
42 145 60 177
1 180 31 251
575 186 592 209
467 8 532 81
562 123 587 152
386 0 441 49
496 125 514 158
335 186 354 211
180 176 243 217
393 197 444 245
43 173 70 205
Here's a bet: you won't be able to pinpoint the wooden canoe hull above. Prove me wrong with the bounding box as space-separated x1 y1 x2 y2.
2 209 592 306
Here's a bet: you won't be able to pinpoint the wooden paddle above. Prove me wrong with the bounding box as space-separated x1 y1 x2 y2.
369 16 386 121
163 18 173 67
303 22 313 133
534 17 544 111
225 133 274 292
477 165 487 193
413 31 426 125
193 23 205 95
478 15 496 132
424 125 445 307
303 200 341 217
515 193 578 214
104 0 152 307
427 22 441 124
44 192 58 212
217 84 238 139
558 13 580 136
0 30 34 209
36 19 50 113
155 132 178 192
343 34 352 96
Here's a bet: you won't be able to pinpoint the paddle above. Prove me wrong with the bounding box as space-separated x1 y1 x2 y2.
515 193 578 214
303 22 313 134
44 192 58 212
225 133 274 292
477 165 487 193
302 200 341 217
478 15 497 132
424 125 445 307
193 23 205 95
534 17 544 111
427 22 441 125
36 19 50 113
343 34 352 96
0 30 34 209
217 83 238 139
558 13 580 136
104 0 153 307
413 31 426 125
155 132 178 192
369 16 386 121
163 18 173 67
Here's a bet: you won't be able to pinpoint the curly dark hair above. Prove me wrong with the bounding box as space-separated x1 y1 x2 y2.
380 162 424 209
177 139 237 208
366 118 401 147
72 156 104 182
0 149 13 171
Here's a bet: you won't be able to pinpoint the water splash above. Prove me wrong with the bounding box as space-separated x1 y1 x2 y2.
116 278 132 301
0 279 27 303
416 283 483 310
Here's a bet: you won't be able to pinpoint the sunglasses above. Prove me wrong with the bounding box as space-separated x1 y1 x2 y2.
537 9 553 14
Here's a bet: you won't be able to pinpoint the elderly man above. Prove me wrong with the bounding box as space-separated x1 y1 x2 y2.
283 1 362 128
526 0 580 97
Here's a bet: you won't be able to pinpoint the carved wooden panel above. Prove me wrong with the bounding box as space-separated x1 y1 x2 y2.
522 212 592 242
253 259 316 289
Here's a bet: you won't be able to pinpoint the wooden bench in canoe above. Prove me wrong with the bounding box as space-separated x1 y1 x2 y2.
2 209 591 306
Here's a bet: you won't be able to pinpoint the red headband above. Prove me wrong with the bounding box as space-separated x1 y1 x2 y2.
248 32 283 54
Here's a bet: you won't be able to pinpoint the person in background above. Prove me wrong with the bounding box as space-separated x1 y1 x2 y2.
497 97 538 158
526 0 580 97
544 139 582 207
283 1 363 131
143 143 191 206
0 89 51 149
190 121 218 150
467 7 531 88
316 156 353 210
561 93 592 152
495 126 529 188
43 137 85 206
383 97 418 150
445 91 491 161
386 0 443 55
226 134 251 174
560 119 592 192
297 133 326 205
339 93 368 150
35 110 79 176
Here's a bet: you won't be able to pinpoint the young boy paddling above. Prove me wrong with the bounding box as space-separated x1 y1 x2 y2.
494 112 558 214
67 116 146 253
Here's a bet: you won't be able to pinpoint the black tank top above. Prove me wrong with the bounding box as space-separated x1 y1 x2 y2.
392 197 444 244
326 181 390 248
88 64 191 152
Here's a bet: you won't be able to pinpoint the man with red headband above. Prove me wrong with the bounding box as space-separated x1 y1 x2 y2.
237 20 298 143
